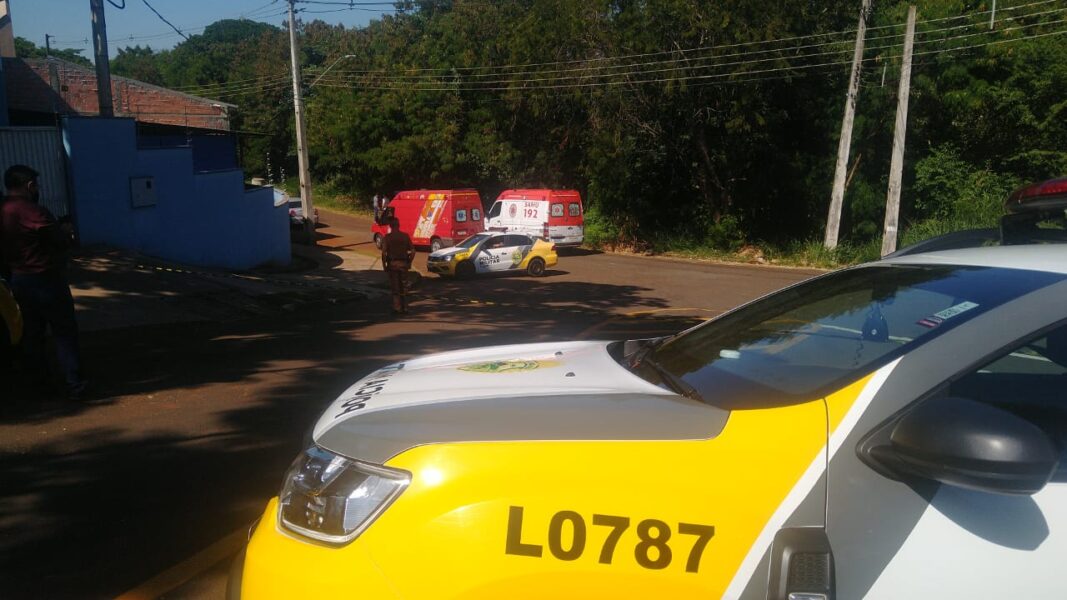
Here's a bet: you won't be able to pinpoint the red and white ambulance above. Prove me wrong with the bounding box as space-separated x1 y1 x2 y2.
372 189 485 252
485 189 584 247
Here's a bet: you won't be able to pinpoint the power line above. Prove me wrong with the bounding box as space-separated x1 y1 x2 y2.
309 0 1067 77
140 0 190 41
127 0 1067 101
311 15 1065 91
309 23 1067 93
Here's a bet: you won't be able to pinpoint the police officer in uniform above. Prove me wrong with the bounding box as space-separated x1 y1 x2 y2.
381 217 414 314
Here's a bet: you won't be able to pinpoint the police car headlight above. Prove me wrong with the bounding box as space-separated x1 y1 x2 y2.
278 446 410 545
442 254 453 262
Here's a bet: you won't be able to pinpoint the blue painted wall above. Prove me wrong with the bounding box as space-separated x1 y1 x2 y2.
63 116 289 269
138 132 238 173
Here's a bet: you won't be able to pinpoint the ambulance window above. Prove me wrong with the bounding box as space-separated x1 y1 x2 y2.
456 209 468 222
569 203 581 216
472 208 481 221
487 202 501 219
551 203 564 217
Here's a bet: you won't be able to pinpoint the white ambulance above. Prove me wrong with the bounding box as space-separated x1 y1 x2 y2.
485 188 584 247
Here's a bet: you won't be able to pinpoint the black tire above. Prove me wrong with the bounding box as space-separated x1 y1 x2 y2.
526 257 546 277
373 233 383 250
430 237 443 253
456 261 476 279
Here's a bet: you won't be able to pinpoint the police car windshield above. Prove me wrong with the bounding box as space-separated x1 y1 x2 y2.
456 233 494 249
640 264 1063 409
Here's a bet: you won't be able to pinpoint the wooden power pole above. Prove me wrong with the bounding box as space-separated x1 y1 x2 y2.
881 5 917 257
824 0 873 250
287 0 316 244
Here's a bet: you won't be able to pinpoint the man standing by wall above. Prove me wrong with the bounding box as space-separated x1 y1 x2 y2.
0 164 88 400
381 216 414 315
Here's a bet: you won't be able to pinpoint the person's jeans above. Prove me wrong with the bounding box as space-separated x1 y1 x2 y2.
10 271 84 393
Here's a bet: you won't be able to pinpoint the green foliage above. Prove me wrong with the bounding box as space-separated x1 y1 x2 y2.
912 144 1015 225
101 0 1066 256
13 37 92 67
581 204 622 248
111 46 165 85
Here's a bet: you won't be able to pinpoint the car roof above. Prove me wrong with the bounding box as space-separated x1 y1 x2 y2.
478 231 527 238
879 244 1067 274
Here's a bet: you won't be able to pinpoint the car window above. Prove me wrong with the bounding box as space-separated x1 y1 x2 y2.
472 208 481 221
456 209 468 222
487 202 501 219
946 321 1067 447
288 199 302 209
639 265 1064 409
569 203 581 217
501 235 529 247
456 233 491 249
551 203 564 217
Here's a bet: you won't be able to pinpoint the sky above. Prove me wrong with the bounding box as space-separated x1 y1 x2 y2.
9 0 391 59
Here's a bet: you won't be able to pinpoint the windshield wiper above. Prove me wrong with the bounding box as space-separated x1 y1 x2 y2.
643 357 704 402
629 340 703 403
628 335 673 369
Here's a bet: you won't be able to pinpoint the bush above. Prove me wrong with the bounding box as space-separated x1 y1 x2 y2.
912 145 1017 226
582 204 622 248
705 214 746 252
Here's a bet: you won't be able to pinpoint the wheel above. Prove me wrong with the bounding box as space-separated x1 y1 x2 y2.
526 257 546 277
373 233 383 249
430 237 443 253
456 261 476 279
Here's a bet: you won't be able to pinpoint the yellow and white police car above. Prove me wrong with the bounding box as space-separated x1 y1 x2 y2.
233 243 1067 599
427 231 557 278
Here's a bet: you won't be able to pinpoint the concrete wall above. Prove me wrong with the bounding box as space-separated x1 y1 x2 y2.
63 116 289 270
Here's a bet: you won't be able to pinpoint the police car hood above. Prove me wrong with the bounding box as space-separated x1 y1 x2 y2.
313 341 728 463
429 246 467 259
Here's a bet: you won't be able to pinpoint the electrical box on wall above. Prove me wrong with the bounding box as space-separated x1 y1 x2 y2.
130 176 157 208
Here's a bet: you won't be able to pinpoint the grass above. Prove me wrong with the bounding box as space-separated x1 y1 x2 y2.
275 178 958 269
275 178 372 217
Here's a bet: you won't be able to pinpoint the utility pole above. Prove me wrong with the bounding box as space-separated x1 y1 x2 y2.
881 5 916 257
287 0 315 244
45 34 53 56
824 0 873 250
89 0 114 117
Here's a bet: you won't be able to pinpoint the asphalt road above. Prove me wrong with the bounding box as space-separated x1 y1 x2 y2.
0 211 821 599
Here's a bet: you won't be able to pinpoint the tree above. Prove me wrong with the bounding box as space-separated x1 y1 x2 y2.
13 37 92 67
111 46 165 85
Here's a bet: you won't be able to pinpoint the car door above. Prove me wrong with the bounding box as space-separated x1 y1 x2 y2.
473 237 511 273
825 296 1067 599
498 235 533 271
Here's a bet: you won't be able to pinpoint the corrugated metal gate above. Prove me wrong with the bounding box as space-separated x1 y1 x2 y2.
0 126 70 217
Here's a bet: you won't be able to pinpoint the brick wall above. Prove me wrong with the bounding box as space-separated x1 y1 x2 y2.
3 57 232 131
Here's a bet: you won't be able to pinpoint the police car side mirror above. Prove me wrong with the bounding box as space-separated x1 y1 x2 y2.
884 396 1058 495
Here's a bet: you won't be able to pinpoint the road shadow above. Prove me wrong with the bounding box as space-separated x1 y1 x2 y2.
557 247 601 257
0 269 678 597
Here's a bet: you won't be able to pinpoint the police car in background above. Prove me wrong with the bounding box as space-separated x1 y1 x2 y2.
230 181 1067 599
427 231 558 278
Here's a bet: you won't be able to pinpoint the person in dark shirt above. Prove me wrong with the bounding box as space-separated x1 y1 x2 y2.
381 217 415 314
0 164 88 400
